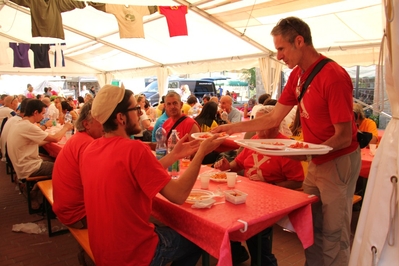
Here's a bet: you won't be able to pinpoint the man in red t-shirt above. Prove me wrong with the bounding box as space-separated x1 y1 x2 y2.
162 91 200 140
80 85 223 266
213 17 360 266
52 100 103 229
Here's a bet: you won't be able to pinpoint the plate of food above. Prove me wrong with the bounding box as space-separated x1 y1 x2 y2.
209 172 228 182
185 189 214 204
234 139 333 156
191 132 229 140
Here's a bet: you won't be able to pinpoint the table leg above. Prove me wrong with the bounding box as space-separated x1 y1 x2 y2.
201 251 210 266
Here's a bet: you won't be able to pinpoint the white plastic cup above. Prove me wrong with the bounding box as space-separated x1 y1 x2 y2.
227 173 237 188
65 131 72 141
369 144 377 156
200 174 211 189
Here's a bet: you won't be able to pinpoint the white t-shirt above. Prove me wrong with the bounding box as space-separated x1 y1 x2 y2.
7 120 48 179
46 103 59 119
0 106 17 129
133 110 150 137
0 115 22 159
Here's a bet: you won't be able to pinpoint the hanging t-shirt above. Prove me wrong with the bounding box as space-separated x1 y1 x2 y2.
88 3 153 38
159 6 188 37
10 0 86 39
30 44 51 69
9 42 31 68
50 43 66 67
0 42 12 66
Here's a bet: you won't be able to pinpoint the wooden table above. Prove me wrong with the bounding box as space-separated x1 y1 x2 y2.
152 166 318 265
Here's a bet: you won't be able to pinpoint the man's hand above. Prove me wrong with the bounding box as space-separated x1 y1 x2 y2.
211 124 235 135
170 134 200 159
63 122 74 131
214 157 230 171
196 134 225 157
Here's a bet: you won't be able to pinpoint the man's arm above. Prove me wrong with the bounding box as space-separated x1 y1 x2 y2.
43 123 74 143
323 121 353 151
188 123 200 141
160 136 224 204
212 102 293 134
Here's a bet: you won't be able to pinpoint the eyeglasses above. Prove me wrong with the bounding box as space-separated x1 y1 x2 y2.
125 105 142 115
278 18 301 35
11 96 18 103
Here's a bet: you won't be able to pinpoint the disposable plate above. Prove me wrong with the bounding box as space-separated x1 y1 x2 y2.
235 139 332 156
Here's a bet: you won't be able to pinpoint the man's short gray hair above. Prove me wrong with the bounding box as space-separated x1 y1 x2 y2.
75 100 93 132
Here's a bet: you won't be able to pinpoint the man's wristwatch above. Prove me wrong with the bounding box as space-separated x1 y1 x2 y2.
306 155 312 162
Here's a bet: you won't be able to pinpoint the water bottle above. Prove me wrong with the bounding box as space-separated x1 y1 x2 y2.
155 127 167 160
65 112 73 139
65 112 72 123
221 110 228 121
167 129 180 179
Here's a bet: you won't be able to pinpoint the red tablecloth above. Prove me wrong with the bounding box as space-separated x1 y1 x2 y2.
360 148 374 178
43 140 65 158
152 166 318 265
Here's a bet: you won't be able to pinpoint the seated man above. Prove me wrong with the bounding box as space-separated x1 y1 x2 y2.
215 106 304 266
80 84 223 265
1 98 30 161
52 100 103 229
163 91 200 141
8 99 73 180
353 103 378 144
0 95 19 131
219 95 242 123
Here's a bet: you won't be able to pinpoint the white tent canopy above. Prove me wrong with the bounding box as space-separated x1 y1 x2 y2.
0 0 382 82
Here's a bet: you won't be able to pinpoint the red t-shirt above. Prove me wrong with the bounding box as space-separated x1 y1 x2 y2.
162 115 199 139
279 55 358 164
235 134 304 183
52 132 94 226
159 6 188 37
81 137 170 265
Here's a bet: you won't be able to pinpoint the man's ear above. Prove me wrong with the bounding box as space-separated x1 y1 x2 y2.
116 112 125 125
295 35 304 47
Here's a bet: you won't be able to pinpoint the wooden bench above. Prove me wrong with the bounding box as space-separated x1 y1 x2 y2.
37 180 95 263
67 227 95 263
37 180 69 237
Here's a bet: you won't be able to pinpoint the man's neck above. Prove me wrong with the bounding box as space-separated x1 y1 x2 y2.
298 48 320 72
23 116 35 124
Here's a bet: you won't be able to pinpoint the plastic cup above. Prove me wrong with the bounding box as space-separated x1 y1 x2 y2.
369 144 377 156
200 174 211 189
65 131 72 141
226 173 237 188
181 157 190 168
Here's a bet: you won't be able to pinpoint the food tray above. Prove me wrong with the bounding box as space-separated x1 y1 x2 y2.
185 189 214 204
234 139 332 156
223 190 248 204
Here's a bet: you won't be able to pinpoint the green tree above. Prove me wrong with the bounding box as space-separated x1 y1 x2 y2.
241 68 256 90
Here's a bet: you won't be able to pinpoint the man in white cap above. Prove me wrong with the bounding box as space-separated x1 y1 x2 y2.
80 84 224 265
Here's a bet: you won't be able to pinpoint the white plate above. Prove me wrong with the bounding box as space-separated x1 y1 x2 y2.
235 139 332 156
185 189 214 204
191 132 229 141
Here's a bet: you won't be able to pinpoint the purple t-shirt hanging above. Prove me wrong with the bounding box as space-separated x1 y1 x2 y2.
30 44 51 69
9 43 31 68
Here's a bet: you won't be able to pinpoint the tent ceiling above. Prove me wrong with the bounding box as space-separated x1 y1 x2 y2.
0 0 382 78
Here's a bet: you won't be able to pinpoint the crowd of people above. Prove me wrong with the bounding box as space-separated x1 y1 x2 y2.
0 15 380 266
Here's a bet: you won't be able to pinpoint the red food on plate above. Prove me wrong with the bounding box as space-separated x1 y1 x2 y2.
199 134 211 139
289 142 309 149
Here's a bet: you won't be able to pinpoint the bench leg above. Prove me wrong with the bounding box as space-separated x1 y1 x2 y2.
42 196 68 237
